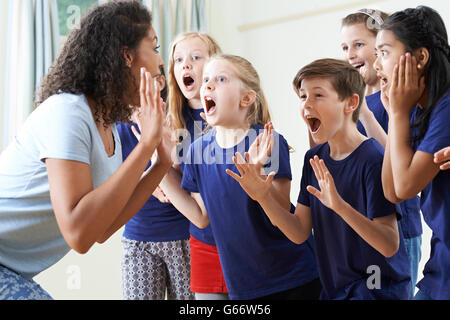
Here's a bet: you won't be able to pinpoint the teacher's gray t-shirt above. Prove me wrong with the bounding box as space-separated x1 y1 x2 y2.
0 93 122 279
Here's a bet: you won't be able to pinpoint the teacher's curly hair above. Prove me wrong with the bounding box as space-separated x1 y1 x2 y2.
35 0 152 125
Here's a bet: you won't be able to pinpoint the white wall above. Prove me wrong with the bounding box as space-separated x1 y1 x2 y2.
2 0 449 299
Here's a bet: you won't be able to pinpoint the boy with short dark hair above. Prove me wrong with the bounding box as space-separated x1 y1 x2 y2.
227 58 411 300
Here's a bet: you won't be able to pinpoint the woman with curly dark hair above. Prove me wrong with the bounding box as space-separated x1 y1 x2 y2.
0 1 173 299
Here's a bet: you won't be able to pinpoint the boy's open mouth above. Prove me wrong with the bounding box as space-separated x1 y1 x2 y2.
352 62 365 70
183 75 195 89
204 96 216 115
306 116 321 134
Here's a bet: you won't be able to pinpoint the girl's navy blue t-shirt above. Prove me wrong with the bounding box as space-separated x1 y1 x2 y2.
181 125 319 299
411 93 450 300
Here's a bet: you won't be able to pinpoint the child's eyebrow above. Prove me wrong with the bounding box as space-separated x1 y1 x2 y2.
299 86 325 91
376 43 392 49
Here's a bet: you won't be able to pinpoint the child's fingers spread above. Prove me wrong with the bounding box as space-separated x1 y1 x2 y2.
392 64 399 90
306 185 321 198
235 152 247 165
440 162 450 170
398 55 405 87
131 124 141 141
319 160 331 181
232 154 247 175
434 147 450 159
309 158 321 181
405 53 412 85
226 169 242 181
266 171 275 184
314 156 324 180
244 152 251 164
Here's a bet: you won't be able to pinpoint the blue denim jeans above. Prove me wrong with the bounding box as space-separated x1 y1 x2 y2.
404 235 422 299
0 265 52 300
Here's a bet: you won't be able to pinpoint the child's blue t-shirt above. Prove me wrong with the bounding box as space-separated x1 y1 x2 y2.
357 91 422 239
297 138 411 300
117 122 190 242
411 93 450 300
178 103 216 245
181 125 319 300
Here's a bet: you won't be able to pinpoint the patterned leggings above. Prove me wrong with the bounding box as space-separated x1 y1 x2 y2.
121 237 194 300
0 265 52 300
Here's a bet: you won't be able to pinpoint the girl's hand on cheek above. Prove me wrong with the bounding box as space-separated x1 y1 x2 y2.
389 53 426 117
380 82 391 114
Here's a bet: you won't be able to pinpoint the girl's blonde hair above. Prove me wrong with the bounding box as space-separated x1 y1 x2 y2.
168 32 222 131
207 54 272 127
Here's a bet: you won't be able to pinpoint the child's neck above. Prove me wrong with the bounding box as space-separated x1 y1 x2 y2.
365 82 380 96
188 97 203 110
215 123 251 149
328 122 367 161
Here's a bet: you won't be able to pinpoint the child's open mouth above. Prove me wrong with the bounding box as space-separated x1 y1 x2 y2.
204 96 216 115
352 62 365 70
183 75 195 90
378 74 389 90
306 116 321 134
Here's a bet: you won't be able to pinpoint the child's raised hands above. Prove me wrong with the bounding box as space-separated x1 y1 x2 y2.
388 53 426 116
247 122 274 169
306 156 344 212
434 146 450 170
226 152 275 202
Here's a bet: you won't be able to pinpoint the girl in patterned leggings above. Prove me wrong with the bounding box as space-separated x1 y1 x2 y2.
118 68 193 300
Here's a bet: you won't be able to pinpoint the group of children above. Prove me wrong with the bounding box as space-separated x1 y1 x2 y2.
0 1 448 301
117 6 450 300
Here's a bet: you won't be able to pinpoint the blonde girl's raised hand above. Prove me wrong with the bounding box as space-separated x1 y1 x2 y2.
247 122 274 169
226 152 275 202
389 53 426 116
306 156 345 212
155 114 176 166
434 146 450 170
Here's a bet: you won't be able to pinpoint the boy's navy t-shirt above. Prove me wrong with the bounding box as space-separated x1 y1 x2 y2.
181 125 319 300
411 93 450 300
357 91 422 239
298 138 411 300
